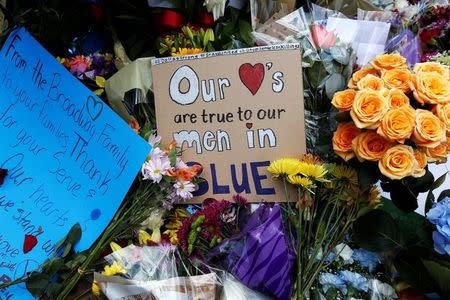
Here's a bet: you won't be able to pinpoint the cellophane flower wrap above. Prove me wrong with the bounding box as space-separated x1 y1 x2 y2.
207 204 295 300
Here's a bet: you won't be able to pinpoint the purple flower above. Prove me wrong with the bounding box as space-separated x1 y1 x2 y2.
427 198 450 256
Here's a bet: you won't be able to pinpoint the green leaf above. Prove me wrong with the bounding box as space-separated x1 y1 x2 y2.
47 282 64 298
238 20 254 46
42 258 63 276
62 242 72 258
353 210 404 252
425 172 447 214
95 76 105 88
423 259 450 298
26 273 50 298
66 223 82 246
437 189 450 202
395 255 436 292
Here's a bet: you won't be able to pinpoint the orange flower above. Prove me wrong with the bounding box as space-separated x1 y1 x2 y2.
412 109 446 148
173 164 203 181
381 69 412 93
387 89 410 108
410 71 450 105
413 62 450 79
352 131 392 162
351 90 389 129
331 89 357 111
128 119 140 134
423 144 448 164
379 145 417 180
356 74 384 91
413 149 427 178
432 103 450 134
371 53 408 71
377 106 415 143
333 122 361 161
348 67 379 89
164 140 177 153
446 137 450 153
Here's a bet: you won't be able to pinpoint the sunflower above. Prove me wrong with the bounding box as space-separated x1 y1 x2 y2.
268 158 303 177
101 261 126 276
171 48 204 56
367 186 382 208
327 164 358 187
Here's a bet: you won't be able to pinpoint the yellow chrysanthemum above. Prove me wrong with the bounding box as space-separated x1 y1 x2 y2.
328 164 358 186
267 158 302 177
171 48 204 56
298 162 328 181
287 175 315 190
299 154 323 165
92 282 100 297
368 186 382 208
138 230 153 245
101 261 126 277
163 208 189 245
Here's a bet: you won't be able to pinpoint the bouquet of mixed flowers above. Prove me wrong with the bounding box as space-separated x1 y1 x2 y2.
267 154 380 299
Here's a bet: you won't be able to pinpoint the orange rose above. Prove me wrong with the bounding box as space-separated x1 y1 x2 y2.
351 90 389 129
378 145 417 180
446 137 450 153
331 89 357 111
377 106 415 143
410 71 450 105
348 67 379 89
413 62 450 79
413 149 427 178
381 69 412 93
371 53 408 71
352 131 392 162
356 74 384 91
412 109 446 147
387 89 410 108
432 103 450 134
422 143 448 164
333 122 361 161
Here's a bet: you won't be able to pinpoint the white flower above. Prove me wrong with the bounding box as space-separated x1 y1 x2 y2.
369 279 397 300
150 147 164 161
148 134 162 148
174 180 196 200
141 157 171 183
204 0 226 21
176 158 188 169
334 243 354 264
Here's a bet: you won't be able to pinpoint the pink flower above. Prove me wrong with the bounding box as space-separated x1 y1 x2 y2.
311 24 336 49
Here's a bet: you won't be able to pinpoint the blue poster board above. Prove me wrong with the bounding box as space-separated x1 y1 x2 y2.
0 28 150 299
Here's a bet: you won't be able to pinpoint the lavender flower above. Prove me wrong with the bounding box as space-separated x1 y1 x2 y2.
426 198 450 255
339 270 369 292
319 272 347 294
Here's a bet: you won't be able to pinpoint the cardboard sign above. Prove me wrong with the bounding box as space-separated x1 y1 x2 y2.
152 44 305 203
0 28 150 299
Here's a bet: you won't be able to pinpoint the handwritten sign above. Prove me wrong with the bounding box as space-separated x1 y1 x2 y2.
152 45 305 203
0 28 150 299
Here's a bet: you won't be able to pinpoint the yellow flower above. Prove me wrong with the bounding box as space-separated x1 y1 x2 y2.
138 230 153 245
267 158 302 177
297 162 328 181
327 164 358 186
287 175 315 190
92 282 100 297
367 186 381 208
163 208 189 245
101 261 126 276
411 71 450 105
171 48 204 56
110 241 122 253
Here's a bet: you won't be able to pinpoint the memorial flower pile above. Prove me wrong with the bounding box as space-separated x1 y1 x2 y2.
332 53 450 180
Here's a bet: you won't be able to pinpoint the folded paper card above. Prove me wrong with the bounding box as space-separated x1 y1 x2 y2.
0 28 150 299
152 45 305 203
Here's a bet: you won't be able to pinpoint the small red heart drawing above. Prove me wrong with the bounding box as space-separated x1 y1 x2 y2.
23 234 38 254
239 63 265 95
246 123 253 129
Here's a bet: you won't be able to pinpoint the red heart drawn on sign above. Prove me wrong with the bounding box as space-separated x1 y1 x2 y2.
246 123 253 129
239 63 265 95
23 234 38 254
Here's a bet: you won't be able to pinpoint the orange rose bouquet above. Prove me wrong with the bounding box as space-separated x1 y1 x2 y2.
331 54 450 211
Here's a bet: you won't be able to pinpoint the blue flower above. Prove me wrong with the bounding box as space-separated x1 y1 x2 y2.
319 272 347 294
352 248 381 272
427 198 450 256
339 270 369 292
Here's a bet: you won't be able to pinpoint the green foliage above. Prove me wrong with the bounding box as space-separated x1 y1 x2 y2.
25 223 86 298
425 172 447 214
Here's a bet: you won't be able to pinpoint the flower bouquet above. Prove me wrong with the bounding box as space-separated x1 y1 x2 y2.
331 53 450 211
267 154 379 299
